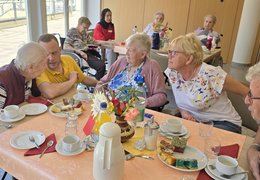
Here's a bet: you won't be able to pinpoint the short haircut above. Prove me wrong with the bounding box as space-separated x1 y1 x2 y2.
14 42 48 71
154 11 165 21
78 16 91 26
38 33 59 44
170 33 203 66
125 32 151 54
101 8 112 20
204 14 217 25
246 63 260 82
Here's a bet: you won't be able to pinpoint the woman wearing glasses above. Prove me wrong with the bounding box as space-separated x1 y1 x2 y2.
166 33 248 133
245 63 260 180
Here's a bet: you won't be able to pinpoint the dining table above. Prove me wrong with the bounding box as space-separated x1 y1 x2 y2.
0 88 254 180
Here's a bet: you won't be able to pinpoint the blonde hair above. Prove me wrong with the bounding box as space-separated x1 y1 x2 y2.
77 16 91 26
154 11 165 21
170 33 203 66
125 32 151 54
204 14 217 25
246 63 260 82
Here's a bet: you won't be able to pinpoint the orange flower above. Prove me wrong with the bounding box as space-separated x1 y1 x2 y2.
124 107 140 121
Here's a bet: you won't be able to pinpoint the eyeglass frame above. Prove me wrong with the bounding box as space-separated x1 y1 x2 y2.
168 50 185 57
247 90 260 103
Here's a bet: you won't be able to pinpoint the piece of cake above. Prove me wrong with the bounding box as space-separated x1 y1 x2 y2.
184 159 198 169
171 137 188 153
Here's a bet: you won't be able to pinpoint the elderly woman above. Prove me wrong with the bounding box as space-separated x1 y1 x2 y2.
143 11 165 37
166 33 248 133
245 63 260 180
195 14 221 46
97 33 167 108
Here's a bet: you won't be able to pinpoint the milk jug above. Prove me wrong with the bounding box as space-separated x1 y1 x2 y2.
93 122 125 180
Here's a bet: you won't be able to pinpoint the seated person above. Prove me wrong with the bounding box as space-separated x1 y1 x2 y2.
93 8 117 68
97 33 167 108
0 42 48 108
143 11 165 37
64 16 106 80
245 63 260 180
194 14 221 46
166 33 249 134
37 33 97 99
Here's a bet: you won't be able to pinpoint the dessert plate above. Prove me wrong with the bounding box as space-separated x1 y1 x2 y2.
55 139 85 156
159 130 190 139
206 159 248 180
10 130 45 149
21 103 48 115
0 110 25 123
158 145 207 172
49 102 82 118
160 123 188 137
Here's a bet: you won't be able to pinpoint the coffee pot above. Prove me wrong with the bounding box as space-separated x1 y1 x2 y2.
93 122 125 180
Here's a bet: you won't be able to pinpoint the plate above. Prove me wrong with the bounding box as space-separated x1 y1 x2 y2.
160 130 190 139
49 102 82 118
0 110 25 123
10 131 45 149
158 145 207 172
20 103 48 115
206 159 248 180
55 139 85 156
160 124 188 137
73 94 90 101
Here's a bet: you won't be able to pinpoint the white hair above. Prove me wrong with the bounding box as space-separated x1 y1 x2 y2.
125 32 151 54
246 63 260 82
14 42 48 71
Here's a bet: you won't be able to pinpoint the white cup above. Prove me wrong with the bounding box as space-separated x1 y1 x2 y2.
77 90 90 100
0 105 19 119
216 155 238 175
62 135 81 152
165 119 182 132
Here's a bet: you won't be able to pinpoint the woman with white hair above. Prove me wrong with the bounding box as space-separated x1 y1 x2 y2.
245 63 260 180
0 42 48 108
97 33 167 108
143 11 165 37
166 33 248 133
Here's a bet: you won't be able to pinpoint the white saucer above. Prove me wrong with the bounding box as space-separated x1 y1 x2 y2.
10 130 45 149
160 123 188 137
0 110 25 123
55 139 85 156
206 159 248 180
159 130 190 139
21 103 48 115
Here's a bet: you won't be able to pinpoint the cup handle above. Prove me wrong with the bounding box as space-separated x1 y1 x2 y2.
0 109 4 113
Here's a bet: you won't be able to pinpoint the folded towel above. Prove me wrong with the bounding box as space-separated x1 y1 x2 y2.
24 133 57 156
26 96 51 106
197 144 240 180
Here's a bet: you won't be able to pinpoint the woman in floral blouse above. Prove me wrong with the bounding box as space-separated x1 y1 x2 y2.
97 33 167 108
166 33 248 133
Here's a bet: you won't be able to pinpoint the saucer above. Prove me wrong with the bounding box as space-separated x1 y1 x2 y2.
0 110 25 122
55 139 85 156
206 159 248 180
21 103 48 115
160 123 188 136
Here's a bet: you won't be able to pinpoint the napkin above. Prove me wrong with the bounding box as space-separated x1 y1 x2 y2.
83 115 95 136
197 144 240 180
24 133 57 156
26 96 52 106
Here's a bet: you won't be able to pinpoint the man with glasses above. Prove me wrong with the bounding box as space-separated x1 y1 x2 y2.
246 63 260 180
37 34 97 99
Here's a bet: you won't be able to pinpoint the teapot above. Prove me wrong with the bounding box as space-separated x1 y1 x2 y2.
93 122 125 180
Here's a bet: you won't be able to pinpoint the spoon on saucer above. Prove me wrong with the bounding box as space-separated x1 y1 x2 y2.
0 124 13 129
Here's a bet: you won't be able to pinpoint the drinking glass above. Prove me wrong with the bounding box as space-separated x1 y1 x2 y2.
204 136 221 160
199 120 213 137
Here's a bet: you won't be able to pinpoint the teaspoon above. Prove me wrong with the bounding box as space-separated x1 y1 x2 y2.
39 140 54 158
0 124 13 129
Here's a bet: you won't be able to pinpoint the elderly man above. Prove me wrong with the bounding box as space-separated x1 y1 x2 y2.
37 33 97 99
0 42 48 108
245 63 260 180
64 16 107 80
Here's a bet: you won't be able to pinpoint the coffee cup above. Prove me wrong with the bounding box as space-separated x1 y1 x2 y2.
62 135 81 152
165 119 182 132
0 105 19 119
77 89 90 100
216 155 238 175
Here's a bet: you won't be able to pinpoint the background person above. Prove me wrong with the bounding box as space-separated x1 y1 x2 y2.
143 11 165 37
97 33 167 108
166 33 248 133
0 42 48 108
37 34 97 99
245 63 260 180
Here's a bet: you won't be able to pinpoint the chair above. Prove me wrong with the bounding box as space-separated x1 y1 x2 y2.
1 171 7 180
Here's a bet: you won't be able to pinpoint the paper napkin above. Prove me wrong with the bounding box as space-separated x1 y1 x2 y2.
24 133 57 156
26 96 51 106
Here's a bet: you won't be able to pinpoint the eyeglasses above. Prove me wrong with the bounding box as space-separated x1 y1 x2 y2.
168 50 185 57
247 90 260 104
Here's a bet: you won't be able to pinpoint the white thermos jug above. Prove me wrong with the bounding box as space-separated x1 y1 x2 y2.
93 122 125 180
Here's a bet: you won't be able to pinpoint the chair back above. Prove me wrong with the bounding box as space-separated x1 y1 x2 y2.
53 33 65 49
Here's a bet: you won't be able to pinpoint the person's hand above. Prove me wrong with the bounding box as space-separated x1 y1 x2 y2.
180 109 196 121
79 50 88 60
248 146 260 180
69 71 78 83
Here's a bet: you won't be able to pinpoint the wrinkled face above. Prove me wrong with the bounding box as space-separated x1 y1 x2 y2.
79 23 90 34
203 17 214 31
168 44 189 71
245 77 260 122
105 11 112 23
26 57 48 79
154 14 164 24
39 39 61 71
126 43 145 67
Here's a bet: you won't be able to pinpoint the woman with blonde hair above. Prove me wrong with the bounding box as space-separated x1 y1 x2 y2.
166 33 248 133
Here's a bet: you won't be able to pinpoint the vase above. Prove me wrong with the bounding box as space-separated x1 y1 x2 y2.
115 115 135 143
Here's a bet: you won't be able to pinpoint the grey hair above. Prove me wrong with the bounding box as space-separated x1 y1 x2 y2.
14 42 48 71
204 14 217 25
246 63 260 82
154 11 165 21
125 32 151 54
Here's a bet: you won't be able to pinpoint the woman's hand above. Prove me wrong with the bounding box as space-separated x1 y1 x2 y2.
179 109 196 121
248 145 260 180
